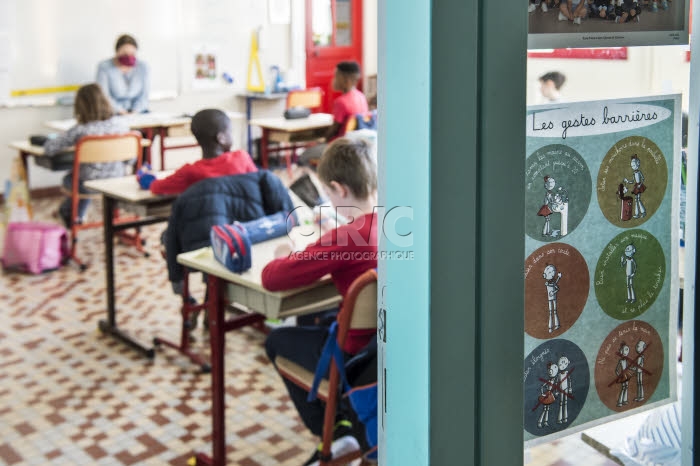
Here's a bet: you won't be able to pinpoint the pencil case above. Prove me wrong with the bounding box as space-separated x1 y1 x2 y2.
236 212 297 244
284 106 311 120
210 223 252 274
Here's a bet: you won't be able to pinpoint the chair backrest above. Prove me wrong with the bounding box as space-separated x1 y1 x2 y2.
286 88 324 111
337 269 378 348
74 132 142 166
344 110 378 135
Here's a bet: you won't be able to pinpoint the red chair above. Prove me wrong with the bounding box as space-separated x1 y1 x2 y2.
286 87 324 112
280 88 324 177
61 132 146 270
274 269 378 465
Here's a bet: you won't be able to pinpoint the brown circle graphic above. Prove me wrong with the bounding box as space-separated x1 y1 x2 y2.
597 136 668 228
594 321 664 412
525 243 589 339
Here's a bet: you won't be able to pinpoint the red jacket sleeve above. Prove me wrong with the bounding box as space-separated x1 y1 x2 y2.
149 165 193 195
261 233 341 291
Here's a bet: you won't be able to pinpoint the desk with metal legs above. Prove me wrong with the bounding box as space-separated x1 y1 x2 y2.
177 240 341 466
84 174 175 358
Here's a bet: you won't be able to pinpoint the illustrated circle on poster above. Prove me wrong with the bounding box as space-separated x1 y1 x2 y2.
525 145 592 242
594 230 665 320
525 243 589 339
597 136 668 227
594 321 664 412
523 339 590 436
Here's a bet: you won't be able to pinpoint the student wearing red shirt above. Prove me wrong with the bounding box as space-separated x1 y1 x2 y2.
148 108 257 195
264 138 377 464
298 61 369 167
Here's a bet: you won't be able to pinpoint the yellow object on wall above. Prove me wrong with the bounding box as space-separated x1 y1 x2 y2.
246 29 265 92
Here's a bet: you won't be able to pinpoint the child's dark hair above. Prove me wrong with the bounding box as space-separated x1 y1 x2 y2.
318 138 377 200
74 83 113 124
115 34 138 51
336 61 362 85
190 109 231 149
539 71 566 90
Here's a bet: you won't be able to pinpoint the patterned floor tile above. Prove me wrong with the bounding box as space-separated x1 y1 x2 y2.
1 173 623 465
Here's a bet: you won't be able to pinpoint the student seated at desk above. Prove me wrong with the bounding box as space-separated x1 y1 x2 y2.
146 108 257 195
44 83 130 227
297 61 369 167
263 138 378 465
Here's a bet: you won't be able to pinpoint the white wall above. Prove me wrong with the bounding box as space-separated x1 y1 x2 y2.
527 45 691 111
2 0 380 191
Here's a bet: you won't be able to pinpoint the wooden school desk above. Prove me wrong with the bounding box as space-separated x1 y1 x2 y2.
9 139 151 188
177 239 341 466
249 113 333 173
84 173 175 357
235 91 288 156
45 111 244 170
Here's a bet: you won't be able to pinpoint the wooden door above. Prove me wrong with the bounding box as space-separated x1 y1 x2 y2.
305 0 363 113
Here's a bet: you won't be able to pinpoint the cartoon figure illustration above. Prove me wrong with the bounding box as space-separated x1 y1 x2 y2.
557 356 572 424
634 340 646 402
537 176 570 238
537 176 556 237
537 362 559 428
620 243 637 303
617 183 634 221
550 188 569 236
615 342 632 407
623 154 647 219
543 264 562 333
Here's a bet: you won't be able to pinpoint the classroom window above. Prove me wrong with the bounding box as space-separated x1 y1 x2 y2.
312 0 333 46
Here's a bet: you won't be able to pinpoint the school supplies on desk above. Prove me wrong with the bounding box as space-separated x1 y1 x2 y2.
210 212 298 273
136 164 156 190
211 223 252 273
237 211 296 243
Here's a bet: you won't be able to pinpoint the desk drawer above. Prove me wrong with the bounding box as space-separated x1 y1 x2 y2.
226 281 340 319
268 128 327 143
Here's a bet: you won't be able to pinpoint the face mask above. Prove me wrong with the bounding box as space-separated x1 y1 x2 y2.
117 55 136 67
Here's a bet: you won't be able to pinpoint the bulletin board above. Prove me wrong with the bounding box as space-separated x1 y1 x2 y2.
0 0 180 104
522 95 681 445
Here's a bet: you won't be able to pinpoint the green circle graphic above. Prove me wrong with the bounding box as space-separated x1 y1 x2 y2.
525 145 592 242
594 229 665 320
596 136 668 228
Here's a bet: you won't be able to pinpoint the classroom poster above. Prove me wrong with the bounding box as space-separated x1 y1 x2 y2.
528 0 689 48
523 95 680 445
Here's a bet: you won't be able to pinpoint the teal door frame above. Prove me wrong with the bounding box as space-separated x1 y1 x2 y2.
379 0 527 464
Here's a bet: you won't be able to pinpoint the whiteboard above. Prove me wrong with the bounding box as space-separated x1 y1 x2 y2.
0 0 294 105
2 0 180 103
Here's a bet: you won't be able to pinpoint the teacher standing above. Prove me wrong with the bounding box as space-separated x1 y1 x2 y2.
96 34 149 114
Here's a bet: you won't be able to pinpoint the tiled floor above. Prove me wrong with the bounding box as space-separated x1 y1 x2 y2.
0 172 620 465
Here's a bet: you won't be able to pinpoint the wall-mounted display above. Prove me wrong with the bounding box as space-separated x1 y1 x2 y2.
523 95 681 445
528 0 689 48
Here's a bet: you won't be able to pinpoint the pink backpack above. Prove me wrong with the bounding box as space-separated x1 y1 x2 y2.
1 222 69 274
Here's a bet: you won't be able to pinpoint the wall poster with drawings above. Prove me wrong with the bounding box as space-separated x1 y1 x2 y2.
522 95 681 445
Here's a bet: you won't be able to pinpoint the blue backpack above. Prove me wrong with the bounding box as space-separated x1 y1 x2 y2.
308 322 378 460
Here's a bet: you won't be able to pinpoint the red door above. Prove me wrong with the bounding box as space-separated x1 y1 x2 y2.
305 0 363 113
